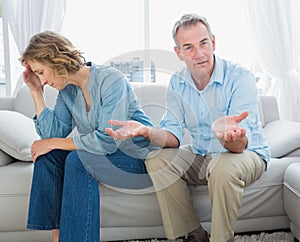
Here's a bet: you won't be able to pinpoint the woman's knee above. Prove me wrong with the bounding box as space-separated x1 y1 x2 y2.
65 150 86 174
35 150 69 170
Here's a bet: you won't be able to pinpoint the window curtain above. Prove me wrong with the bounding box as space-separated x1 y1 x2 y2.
2 0 67 96
244 0 300 122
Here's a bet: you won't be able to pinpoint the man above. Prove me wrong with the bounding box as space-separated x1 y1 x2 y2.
106 13 270 242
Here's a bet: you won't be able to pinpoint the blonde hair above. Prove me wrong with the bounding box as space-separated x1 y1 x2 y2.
20 31 86 79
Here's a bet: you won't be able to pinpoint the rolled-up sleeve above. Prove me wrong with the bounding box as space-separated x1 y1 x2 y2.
34 93 73 138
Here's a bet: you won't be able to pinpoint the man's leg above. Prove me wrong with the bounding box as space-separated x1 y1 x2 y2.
145 145 209 240
207 150 265 242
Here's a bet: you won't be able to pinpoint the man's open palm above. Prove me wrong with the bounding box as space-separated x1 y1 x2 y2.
212 111 248 142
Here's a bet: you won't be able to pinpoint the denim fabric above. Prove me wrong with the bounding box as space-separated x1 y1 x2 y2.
79 148 153 189
27 150 69 231
59 151 100 242
27 149 151 242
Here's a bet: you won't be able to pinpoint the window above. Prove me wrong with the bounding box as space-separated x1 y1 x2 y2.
0 0 265 96
148 0 261 86
61 0 144 66
149 0 255 67
0 0 5 96
62 0 260 85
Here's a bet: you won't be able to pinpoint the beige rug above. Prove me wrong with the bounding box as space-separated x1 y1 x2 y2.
128 231 295 242
234 231 295 241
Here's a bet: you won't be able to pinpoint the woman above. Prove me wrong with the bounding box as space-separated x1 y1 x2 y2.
20 31 155 242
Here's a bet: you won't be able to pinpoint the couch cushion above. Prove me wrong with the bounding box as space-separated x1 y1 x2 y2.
286 148 300 157
0 110 40 161
284 162 300 239
0 150 14 167
132 83 192 145
284 163 300 197
191 157 299 227
259 96 280 125
0 162 33 232
132 83 167 127
14 85 58 118
263 120 300 158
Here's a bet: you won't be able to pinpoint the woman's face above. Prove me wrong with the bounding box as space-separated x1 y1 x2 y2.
27 61 66 90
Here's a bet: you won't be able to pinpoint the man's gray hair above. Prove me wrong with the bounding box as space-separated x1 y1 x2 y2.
172 13 212 46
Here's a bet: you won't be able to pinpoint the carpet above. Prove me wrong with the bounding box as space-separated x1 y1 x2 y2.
127 231 295 242
234 231 295 241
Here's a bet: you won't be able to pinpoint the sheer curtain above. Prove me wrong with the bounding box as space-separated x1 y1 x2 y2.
244 0 300 121
2 0 67 96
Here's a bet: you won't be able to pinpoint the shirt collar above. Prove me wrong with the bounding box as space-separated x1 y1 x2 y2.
210 55 224 85
178 55 224 87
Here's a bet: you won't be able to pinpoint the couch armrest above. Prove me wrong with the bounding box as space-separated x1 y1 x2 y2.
0 97 15 111
263 120 300 158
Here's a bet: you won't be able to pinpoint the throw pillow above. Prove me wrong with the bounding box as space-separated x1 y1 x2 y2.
0 149 14 167
0 110 40 161
263 120 300 158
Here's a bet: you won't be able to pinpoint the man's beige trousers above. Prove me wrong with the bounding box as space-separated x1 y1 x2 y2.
145 145 265 242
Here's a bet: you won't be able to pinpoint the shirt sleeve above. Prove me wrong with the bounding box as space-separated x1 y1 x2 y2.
34 92 73 138
159 78 185 143
228 70 262 149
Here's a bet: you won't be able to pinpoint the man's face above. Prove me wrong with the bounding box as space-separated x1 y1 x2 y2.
174 22 215 80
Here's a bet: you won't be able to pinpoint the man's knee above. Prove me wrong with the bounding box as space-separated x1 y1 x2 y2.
208 153 242 184
145 148 177 172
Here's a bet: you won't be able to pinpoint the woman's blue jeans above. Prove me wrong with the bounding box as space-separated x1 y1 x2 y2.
27 149 152 242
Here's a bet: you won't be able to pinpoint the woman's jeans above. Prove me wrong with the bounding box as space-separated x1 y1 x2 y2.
27 149 151 242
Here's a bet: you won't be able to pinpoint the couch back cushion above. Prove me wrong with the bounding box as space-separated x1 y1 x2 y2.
259 96 280 126
132 83 193 144
132 83 167 127
13 83 278 143
14 85 58 118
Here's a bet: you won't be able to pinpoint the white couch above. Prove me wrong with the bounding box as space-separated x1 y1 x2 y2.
0 83 300 242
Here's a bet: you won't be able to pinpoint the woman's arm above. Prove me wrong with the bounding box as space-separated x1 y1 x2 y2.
22 64 47 116
106 120 179 148
31 137 76 162
34 92 73 139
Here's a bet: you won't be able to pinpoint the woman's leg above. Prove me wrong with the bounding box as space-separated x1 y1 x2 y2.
59 151 100 242
27 150 70 231
59 149 152 242
79 149 152 189
52 230 59 242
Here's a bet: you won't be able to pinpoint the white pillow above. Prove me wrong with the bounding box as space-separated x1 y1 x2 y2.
263 120 300 158
0 149 14 167
0 110 40 161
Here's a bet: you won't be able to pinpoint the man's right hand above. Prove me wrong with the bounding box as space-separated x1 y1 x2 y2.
105 120 150 140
